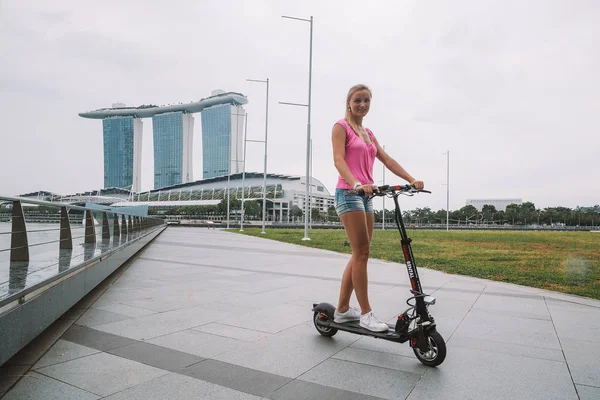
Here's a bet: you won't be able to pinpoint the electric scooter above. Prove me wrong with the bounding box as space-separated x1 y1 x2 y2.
312 184 446 367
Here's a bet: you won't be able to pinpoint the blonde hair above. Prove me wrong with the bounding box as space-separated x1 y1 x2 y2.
344 84 372 134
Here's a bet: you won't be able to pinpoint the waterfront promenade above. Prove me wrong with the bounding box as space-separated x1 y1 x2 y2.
1 227 599 399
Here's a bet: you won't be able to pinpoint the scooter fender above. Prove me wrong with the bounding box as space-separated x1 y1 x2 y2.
312 302 336 320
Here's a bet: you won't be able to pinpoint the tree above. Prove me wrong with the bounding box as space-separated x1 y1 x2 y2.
481 204 497 224
505 203 520 225
457 205 478 224
243 201 260 218
311 207 322 222
290 205 303 220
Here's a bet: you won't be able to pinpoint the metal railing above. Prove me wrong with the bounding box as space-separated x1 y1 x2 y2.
0 195 165 302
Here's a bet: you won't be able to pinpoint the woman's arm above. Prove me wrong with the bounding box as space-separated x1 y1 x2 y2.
332 123 358 188
373 136 424 189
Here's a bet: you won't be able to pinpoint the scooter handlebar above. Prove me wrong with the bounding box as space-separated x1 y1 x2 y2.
356 184 431 196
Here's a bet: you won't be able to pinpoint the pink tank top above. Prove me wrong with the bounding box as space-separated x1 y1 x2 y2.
336 119 377 189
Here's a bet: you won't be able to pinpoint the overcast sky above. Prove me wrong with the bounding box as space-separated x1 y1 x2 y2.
1 0 598 211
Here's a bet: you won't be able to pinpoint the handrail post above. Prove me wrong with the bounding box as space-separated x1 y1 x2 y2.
128 215 133 232
122 214 128 235
113 213 120 237
85 210 96 243
59 206 73 249
102 212 110 239
10 200 29 262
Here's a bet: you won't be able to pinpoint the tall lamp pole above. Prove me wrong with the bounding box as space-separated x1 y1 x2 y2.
382 145 386 230
281 14 313 241
445 150 450 231
246 78 270 234
240 113 248 231
226 111 246 229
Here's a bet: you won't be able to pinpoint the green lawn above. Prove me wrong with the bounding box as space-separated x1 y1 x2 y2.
231 228 600 299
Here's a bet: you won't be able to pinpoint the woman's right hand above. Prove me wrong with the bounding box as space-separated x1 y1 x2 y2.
357 184 378 196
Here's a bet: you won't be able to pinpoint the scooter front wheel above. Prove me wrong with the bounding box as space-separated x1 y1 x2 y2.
413 329 446 367
313 312 338 337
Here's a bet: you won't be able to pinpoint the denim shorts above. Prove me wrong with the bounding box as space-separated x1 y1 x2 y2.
334 188 374 216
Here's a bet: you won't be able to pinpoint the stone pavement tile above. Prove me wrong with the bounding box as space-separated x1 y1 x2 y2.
431 286 483 302
576 384 600 400
448 335 565 362
103 372 262 399
62 324 136 351
545 298 600 312
181 359 290 397
268 379 386 400
298 358 421 400
219 287 306 309
467 305 552 321
214 322 356 378
0 364 29 398
452 310 561 349
545 293 600 308
439 277 487 292
193 323 271 342
483 281 544 296
221 277 298 295
112 289 218 313
32 339 100 370
105 278 167 292
5 317 72 367
59 306 87 321
204 300 261 315
76 308 132 327
332 347 429 375
35 352 169 397
107 340 204 371
93 303 157 318
472 293 550 318
147 329 243 359
547 306 600 343
90 287 156 308
561 339 600 387
2 371 99 400
92 305 230 340
217 303 309 334
406 346 578 400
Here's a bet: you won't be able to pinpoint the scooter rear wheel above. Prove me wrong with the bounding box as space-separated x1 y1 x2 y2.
413 329 446 367
313 312 338 337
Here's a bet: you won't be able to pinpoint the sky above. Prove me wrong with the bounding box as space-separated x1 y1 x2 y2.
1 0 598 211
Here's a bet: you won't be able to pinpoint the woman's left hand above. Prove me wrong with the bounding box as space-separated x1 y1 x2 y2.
410 180 424 190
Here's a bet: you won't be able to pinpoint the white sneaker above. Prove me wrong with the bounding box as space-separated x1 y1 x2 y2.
359 311 389 332
334 307 361 323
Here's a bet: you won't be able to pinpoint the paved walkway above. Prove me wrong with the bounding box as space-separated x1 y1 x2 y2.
2 227 599 399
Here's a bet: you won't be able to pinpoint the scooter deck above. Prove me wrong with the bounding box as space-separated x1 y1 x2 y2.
325 320 405 342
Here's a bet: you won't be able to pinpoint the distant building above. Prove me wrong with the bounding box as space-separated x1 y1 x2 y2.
466 198 522 211
152 112 194 189
80 91 248 190
102 116 143 192
201 95 246 179
111 173 334 222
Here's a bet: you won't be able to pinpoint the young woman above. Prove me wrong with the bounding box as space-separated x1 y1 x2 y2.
332 84 424 332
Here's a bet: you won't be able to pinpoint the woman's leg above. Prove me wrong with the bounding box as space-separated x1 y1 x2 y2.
337 212 376 312
336 258 354 313
339 210 372 314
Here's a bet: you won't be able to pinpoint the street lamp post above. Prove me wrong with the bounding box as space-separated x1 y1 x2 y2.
240 114 248 232
445 150 450 231
282 14 313 241
382 145 386 230
246 78 270 234
226 111 246 229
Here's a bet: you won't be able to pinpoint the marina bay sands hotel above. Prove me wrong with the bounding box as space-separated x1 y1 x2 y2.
79 90 248 192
